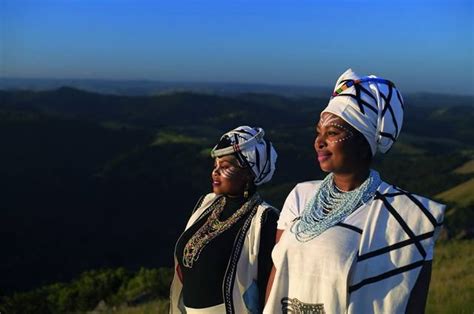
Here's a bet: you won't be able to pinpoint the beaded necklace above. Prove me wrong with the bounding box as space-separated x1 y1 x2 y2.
291 169 381 242
182 193 262 268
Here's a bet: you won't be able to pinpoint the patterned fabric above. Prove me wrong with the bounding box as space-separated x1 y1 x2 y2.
281 297 325 314
322 68 404 155
211 126 277 186
169 193 279 314
266 181 445 314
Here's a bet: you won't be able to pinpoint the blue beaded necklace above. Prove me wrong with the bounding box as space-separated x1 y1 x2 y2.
291 169 381 242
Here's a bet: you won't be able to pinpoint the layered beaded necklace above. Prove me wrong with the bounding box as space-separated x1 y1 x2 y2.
291 169 381 242
182 193 262 268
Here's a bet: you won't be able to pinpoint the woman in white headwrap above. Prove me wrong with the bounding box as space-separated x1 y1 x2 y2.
169 126 279 314
264 69 445 314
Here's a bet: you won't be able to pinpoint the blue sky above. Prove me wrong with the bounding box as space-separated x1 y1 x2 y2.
1 0 473 94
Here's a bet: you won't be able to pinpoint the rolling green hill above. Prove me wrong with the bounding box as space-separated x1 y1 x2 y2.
436 178 474 208
0 87 472 310
454 159 474 174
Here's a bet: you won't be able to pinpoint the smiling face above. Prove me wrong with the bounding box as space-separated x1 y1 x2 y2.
314 112 370 174
211 155 253 197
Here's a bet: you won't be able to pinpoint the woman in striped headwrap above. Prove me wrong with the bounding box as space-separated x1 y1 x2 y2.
264 69 445 314
170 126 279 314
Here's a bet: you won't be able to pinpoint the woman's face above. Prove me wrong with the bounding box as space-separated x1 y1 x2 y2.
314 112 369 174
211 155 251 197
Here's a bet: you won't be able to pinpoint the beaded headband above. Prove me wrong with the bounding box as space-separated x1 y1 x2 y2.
332 77 395 97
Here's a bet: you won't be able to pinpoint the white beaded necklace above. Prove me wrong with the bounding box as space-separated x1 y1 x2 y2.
291 169 381 242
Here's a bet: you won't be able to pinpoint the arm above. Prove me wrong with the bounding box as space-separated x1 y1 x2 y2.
264 185 301 305
405 261 432 314
257 209 279 312
264 229 284 305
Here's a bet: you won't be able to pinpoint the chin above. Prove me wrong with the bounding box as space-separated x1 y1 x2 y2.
213 187 226 195
318 163 333 173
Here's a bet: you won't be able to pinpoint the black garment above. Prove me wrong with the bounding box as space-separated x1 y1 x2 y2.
257 205 278 311
175 195 278 311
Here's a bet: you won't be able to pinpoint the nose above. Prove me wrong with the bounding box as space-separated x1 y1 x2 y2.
314 134 326 149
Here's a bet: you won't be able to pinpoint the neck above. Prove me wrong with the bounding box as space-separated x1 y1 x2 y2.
225 193 245 200
332 168 370 191
225 189 255 200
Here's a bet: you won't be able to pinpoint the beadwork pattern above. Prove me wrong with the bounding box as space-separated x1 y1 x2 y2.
182 193 262 268
281 297 326 314
291 170 381 242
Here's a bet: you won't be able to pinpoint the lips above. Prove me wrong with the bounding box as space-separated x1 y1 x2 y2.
317 152 332 162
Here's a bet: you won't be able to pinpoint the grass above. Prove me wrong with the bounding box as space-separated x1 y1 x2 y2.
92 299 169 314
427 240 474 314
103 241 473 314
151 131 206 146
436 178 474 208
454 160 474 174
391 140 426 155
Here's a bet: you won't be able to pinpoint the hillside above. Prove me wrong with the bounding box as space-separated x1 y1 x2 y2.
0 87 472 297
436 177 474 208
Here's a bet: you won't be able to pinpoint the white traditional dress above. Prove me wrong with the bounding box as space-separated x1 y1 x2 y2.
264 180 444 314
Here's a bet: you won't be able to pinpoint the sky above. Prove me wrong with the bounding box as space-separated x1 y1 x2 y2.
1 0 473 95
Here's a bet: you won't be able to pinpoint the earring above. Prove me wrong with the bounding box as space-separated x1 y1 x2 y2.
244 182 250 199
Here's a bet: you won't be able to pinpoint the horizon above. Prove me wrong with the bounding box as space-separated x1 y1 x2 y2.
2 0 473 95
2 76 474 97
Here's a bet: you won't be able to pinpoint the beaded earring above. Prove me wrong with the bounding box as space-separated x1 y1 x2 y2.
244 182 250 199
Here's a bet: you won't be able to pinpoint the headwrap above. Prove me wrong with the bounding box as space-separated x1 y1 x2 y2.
211 126 277 186
322 68 404 156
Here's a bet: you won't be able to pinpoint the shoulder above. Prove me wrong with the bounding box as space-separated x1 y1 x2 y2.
258 201 279 221
277 180 322 230
284 180 322 205
191 193 217 214
284 180 322 203
292 180 322 195
202 192 217 203
375 182 445 224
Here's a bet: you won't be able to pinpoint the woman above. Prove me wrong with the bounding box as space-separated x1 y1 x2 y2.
170 126 279 314
264 69 445 314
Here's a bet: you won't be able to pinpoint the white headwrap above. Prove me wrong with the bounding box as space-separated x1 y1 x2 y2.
322 68 404 156
211 126 277 186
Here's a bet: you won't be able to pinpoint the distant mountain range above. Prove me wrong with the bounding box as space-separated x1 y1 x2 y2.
2 77 473 106
0 77 332 97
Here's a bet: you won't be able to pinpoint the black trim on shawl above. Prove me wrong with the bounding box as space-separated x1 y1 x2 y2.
336 222 363 234
375 192 427 258
257 207 279 311
349 188 442 294
191 194 206 215
349 260 425 293
393 187 443 227
357 231 434 262
223 199 262 314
